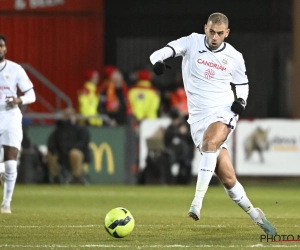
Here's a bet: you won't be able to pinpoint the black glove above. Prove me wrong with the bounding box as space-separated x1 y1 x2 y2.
231 98 246 115
153 61 172 75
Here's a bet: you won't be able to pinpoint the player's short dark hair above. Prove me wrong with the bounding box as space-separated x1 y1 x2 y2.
0 34 6 44
207 13 229 28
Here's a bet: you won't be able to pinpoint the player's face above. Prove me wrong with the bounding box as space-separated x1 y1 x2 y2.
0 39 7 62
204 21 230 50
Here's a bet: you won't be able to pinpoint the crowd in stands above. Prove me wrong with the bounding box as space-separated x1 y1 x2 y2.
77 65 194 185
18 65 193 185
77 65 188 130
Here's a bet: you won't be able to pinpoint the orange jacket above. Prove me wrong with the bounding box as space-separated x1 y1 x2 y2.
170 87 188 115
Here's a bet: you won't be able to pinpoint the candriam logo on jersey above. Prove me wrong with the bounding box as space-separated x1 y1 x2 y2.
197 58 227 72
0 86 10 90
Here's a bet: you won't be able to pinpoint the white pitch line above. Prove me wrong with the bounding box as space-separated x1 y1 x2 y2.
0 225 221 228
0 225 226 229
0 245 300 248
1 224 299 229
0 225 100 228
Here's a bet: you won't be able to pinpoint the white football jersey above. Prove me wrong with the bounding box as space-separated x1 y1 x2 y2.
167 33 248 124
0 60 33 110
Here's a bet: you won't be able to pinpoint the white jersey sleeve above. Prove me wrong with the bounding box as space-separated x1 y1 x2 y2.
20 88 36 105
149 47 174 64
16 66 33 93
235 84 249 103
167 33 194 57
149 33 194 64
231 54 248 85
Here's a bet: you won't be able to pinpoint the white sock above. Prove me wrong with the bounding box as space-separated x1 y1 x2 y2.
225 180 261 222
192 151 217 209
0 162 4 173
2 160 18 207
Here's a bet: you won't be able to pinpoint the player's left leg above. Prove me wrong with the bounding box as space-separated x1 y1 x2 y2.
215 148 276 235
0 162 5 186
1 145 19 214
0 147 5 186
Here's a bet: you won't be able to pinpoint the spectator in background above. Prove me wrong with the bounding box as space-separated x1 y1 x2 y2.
78 69 102 126
98 65 131 126
18 127 49 184
128 69 160 124
163 108 194 185
170 71 188 117
47 108 90 184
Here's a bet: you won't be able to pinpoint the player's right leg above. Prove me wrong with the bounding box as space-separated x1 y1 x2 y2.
188 121 230 221
215 148 277 235
1 145 19 214
0 162 5 186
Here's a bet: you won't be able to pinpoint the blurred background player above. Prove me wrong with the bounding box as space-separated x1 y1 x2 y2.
78 69 103 126
0 34 36 214
46 108 90 185
128 69 160 125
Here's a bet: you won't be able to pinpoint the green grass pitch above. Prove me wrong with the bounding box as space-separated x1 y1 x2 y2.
0 182 299 249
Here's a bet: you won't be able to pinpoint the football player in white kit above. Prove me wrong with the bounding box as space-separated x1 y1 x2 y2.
150 13 276 235
0 35 36 214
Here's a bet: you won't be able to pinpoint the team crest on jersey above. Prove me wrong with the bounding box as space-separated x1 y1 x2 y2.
204 69 215 80
3 73 10 80
222 57 228 66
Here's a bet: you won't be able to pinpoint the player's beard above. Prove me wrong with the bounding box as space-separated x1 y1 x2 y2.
0 56 4 62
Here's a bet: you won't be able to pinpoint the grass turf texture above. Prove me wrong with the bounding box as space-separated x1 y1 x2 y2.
0 183 299 249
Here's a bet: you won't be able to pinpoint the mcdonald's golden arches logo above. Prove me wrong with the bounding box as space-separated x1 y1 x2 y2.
89 142 115 174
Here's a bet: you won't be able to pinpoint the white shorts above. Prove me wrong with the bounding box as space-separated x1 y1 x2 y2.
0 109 23 150
190 106 238 150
